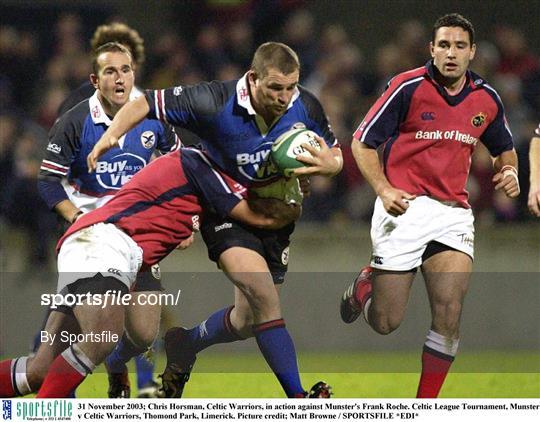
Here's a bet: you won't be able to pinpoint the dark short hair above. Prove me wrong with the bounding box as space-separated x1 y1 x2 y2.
92 42 132 74
91 22 145 68
251 42 300 78
432 13 475 45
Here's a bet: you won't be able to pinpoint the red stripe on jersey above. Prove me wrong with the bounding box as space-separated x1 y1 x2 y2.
157 90 166 122
41 162 68 174
354 67 425 142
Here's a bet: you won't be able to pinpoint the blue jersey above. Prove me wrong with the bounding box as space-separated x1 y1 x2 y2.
38 91 181 212
145 73 338 187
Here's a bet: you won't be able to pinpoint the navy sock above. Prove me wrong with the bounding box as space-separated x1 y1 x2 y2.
135 354 154 389
184 306 242 353
105 333 145 374
254 319 305 398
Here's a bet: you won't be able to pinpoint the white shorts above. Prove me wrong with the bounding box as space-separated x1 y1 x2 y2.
57 223 143 294
370 196 474 271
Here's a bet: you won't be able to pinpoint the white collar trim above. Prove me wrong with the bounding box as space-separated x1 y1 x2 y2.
88 86 142 126
235 72 300 116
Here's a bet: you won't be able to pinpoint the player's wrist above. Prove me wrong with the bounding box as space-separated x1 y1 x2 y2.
71 210 83 224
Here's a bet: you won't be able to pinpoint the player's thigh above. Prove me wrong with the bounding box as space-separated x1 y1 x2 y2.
371 270 415 318
125 291 161 348
422 250 472 315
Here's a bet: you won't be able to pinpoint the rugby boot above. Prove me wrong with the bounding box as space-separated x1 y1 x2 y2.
159 327 196 398
340 266 373 324
137 380 160 398
308 381 333 398
104 361 131 398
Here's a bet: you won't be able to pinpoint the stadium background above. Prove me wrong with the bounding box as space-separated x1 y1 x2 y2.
0 0 538 396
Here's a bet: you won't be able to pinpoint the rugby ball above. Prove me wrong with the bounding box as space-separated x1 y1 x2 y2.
271 128 321 177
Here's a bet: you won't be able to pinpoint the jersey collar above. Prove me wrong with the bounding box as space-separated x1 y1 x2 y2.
424 60 484 106
235 72 300 116
88 86 143 126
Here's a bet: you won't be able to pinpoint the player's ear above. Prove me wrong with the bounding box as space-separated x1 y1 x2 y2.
469 43 476 60
90 74 99 89
429 41 435 58
248 70 259 87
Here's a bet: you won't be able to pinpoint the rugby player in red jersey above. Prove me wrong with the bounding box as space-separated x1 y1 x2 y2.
1 146 299 398
340 14 519 398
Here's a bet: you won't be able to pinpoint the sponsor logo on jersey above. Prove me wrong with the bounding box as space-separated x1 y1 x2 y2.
91 105 101 119
192 215 200 231
471 112 487 127
47 143 62 154
473 78 483 86
214 222 232 232
173 86 183 96
281 246 289 265
291 122 306 130
421 111 435 121
415 130 478 145
239 87 249 101
141 131 155 149
95 153 147 189
236 141 279 182
151 264 161 280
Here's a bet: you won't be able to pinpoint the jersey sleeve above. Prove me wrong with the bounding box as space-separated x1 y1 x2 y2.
38 111 82 208
480 86 514 157
145 81 226 130
183 150 246 218
353 75 421 148
156 122 182 153
299 86 339 148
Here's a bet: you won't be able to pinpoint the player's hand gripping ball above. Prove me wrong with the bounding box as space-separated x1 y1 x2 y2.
271 129 321 177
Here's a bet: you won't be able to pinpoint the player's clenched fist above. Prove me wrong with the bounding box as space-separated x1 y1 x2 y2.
380 186 416 217
493 165 520 198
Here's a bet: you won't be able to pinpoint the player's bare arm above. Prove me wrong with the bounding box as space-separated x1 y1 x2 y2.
352 139 415 217
293 135 342 177
528 137 540 216
492 148 520 198
53 199 83 223
229 198 300 230
87 96 150 172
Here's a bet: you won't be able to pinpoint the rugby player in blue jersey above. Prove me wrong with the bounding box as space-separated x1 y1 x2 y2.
89 42 342 398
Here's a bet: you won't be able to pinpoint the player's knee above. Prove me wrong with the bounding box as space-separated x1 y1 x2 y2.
369 310 402 335
431 301 462 335
127 326 158 349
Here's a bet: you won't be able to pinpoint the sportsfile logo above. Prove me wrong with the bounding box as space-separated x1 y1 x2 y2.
9 400 72 421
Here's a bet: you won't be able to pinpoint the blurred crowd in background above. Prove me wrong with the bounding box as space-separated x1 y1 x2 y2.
1 1 538 270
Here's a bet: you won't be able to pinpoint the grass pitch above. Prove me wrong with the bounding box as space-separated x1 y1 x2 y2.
75 351 540 398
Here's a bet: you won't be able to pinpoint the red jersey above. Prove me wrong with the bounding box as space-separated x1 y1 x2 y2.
354 61 513 208
59 148 245 269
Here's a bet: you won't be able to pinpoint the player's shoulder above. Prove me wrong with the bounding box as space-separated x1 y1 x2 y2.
469 71 503 106
181 79 236 113
297 85 325 112
387 66 426 90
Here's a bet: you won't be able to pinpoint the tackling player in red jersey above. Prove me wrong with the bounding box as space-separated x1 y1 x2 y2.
0 147 299 398
340 14 519 398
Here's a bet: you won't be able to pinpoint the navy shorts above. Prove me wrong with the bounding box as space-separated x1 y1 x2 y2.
200 213 295 284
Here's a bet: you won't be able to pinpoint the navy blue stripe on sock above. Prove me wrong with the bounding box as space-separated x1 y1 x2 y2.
423 345 455 362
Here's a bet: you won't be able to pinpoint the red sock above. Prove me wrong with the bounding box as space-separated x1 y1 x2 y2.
36 354 87 398
0 359 15 397
416 347 454 398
